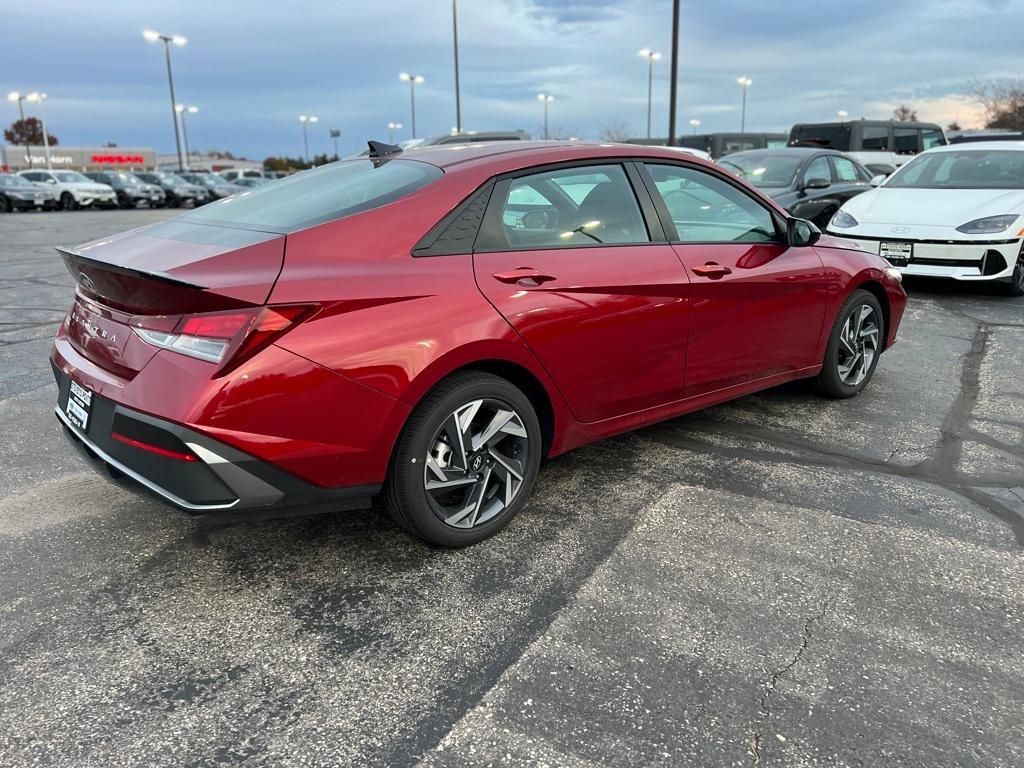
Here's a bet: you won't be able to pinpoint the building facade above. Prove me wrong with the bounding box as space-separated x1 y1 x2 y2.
0 146 156 172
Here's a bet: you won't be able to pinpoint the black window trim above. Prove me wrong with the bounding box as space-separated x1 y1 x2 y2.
633 159 787 245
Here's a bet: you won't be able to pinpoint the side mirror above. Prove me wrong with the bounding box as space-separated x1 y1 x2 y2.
803 177 830 190
787 217 821 247
870 174 887 187
47 178 57 184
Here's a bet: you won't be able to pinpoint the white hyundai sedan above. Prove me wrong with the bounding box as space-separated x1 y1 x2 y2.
828 141 1024 295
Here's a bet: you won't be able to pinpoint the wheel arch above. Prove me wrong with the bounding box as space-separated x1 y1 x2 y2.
848 275 892 348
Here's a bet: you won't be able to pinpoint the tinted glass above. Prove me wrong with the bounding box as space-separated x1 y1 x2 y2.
921 128 946 150
790 124 851 151
886 150 1024 189
861 125 889 150
645 164 777 243
831 157 862 182
181 159 442 233
894 128 920 155
491 164 649 249
804 156 832 183
719 153 802 187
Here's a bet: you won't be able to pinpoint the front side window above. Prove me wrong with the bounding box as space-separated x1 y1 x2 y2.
803 156 832 184
886 150 1024 189
488 164 649 249
921 128 946 150
861 126 889 151
181 158 442 233
645 163 777 243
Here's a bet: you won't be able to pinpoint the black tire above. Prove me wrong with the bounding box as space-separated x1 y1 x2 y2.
385 372 543 547
0 195 9 213
1006 255 1024 297
60 192 78 211
117 194 132 209
815 289 885 399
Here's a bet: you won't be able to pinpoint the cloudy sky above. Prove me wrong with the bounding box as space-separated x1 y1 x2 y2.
3 0 1020 159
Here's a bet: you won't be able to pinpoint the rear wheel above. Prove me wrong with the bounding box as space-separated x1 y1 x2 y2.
385 372 542 547
815 289 884 398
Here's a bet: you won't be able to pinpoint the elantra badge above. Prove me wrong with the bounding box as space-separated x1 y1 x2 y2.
78 272 97 292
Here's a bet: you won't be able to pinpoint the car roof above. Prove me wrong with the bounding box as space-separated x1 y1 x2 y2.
726 147 840 156
922 140 1024 153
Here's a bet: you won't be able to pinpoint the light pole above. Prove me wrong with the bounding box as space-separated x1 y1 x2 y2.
299 115 318 163
452 0 461 133
689 118 701 135
26 93 51 170
143 29 187 171
737 77 752 134
329 128 340 159
399 73 425 138
537 93 554 139
837 110 848 122
668 0 680 145
6 91 32 167
638 48 661 140
175 104 198 170
387 122 403 143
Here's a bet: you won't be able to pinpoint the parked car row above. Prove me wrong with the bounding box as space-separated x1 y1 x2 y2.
0 169 257 212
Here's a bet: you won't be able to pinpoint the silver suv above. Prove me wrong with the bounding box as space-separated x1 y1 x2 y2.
19 170 118 210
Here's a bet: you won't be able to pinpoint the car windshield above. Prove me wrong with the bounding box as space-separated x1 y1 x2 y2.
55 172 91 183
886 150 1024 189
180 158 443 233
0 175 33 187
720 154 803 187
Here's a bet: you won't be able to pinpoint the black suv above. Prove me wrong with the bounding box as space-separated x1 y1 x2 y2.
135 172 208 207
84 171 166 209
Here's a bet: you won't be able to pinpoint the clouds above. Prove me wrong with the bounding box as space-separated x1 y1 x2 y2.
0 0 1019 158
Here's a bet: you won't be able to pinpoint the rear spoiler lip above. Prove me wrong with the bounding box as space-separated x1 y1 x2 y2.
57 247 208 291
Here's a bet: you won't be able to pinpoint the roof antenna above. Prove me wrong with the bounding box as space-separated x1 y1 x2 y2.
367 140 403 158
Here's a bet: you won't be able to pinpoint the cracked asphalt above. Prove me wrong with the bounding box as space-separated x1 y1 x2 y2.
1 210 1022 767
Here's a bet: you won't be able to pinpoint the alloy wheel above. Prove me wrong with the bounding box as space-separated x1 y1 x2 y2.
423 398 530 529
837 304 879 386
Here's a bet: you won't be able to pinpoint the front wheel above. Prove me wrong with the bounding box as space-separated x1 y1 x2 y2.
1006 255 1024 297
385 372 542 547
60 192 77 211
815 289 885 398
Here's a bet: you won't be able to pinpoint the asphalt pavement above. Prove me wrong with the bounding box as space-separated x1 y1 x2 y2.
1 210 1021 767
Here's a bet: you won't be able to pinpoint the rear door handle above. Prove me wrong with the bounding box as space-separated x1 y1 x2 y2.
492 268 557 286
691 262 732 278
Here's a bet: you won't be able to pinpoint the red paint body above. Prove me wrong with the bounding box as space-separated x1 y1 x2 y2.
51 143 906 502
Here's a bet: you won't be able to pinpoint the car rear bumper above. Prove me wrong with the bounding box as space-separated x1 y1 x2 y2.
52 361 380 520
838 235 1021 282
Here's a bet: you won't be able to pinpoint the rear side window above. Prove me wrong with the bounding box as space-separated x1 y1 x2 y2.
894 128 920 155
921 128 946 150
181 159 442 233
861 126 889 151
831 157 862 182
790 124 851 151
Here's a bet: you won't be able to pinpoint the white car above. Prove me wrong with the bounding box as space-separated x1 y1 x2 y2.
19 170 117 210
828 141 1024 296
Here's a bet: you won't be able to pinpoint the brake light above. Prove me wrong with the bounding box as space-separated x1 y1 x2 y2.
132 304 317 373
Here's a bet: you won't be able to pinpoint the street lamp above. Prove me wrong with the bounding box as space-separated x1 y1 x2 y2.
299 115 319 163
638 48 661 140
175 104 198 169
7 91 34 167
689 118 701 135
452 0 462 133
837 110 849 122
387 121 403 143
143 29 188 171
537 93 554 139
25 92 51 170
399 73 425 138
737 77 752 134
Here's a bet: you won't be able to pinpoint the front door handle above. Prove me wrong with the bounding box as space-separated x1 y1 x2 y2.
691 262 732 278
492 268 557 286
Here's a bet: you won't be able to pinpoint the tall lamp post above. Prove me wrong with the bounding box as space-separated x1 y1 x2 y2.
737 77 752 134
537 93 554 139
26 93 51 170
399 72 424 138
143 29 187 171
299 115 318 163
452 0 461 133
175 104 198 170
7 91 33 167
638 48 661 140
387 121 403 143
689 118 701 135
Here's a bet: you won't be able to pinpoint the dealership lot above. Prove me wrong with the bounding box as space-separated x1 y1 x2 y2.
1 211 1022 766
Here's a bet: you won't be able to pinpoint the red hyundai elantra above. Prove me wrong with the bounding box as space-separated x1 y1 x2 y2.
51 141 906 546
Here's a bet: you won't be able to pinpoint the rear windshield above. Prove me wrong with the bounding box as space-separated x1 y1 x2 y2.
886 150 1024 189
181 158 442 232
790 124 851 151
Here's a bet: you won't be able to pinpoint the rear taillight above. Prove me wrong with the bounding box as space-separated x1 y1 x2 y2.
132 304 317 373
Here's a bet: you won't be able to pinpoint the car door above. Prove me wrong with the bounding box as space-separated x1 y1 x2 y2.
638 161 827 397
789 154 839 224
473 162 691 423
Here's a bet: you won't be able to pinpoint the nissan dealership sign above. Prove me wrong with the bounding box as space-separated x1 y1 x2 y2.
0 146 156 171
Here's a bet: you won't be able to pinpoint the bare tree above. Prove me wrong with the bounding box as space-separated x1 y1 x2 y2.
971 78 1024 131
598 117 632 142
892 104 918 121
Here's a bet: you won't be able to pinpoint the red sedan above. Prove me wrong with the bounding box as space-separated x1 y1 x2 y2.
51 141 906 546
